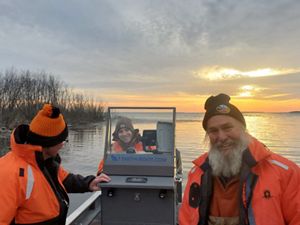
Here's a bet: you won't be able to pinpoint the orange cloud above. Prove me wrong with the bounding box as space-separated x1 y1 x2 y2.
100 93 300 112
76 88 300 113
232 98 300 112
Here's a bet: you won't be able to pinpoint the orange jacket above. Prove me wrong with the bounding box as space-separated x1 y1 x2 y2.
0 125 95 225
111 141 144 153
179 136 300 225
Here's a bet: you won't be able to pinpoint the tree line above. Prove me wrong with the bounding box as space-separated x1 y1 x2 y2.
0 69 105 129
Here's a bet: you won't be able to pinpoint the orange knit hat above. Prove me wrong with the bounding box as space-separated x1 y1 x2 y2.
27 104 68 147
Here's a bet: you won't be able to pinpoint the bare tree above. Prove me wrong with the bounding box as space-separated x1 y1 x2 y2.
0 68 105 128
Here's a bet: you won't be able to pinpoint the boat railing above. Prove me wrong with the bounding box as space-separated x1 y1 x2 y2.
66 191 101 225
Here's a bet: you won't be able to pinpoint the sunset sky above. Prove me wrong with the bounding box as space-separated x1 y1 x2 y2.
0 0 300 112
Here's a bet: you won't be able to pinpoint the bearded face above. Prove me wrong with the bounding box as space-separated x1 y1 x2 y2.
208 132 249 177
206 115 250 178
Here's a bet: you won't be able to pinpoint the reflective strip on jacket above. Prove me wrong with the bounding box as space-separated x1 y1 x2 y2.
179 136 300 225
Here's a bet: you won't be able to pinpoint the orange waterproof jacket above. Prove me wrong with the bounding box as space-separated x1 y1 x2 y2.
0 125 95 225
111 141 144 153
179 136 300 225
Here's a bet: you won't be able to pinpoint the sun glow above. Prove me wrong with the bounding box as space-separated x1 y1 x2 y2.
241 85 254 91
237 85 264 98
239 91 252 97
90 89 300 112
195 66 300 80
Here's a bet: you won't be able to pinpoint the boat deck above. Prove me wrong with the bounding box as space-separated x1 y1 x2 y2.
67 192 101 225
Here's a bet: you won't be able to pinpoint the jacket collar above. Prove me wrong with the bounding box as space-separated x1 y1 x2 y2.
10 124 43 166
193 152 208 166
246 135 271 164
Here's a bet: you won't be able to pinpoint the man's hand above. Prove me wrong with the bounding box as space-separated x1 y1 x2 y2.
89 173 111 191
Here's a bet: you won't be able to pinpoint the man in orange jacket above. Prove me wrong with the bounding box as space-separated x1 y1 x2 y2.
179 93 300 225
0 104 110 225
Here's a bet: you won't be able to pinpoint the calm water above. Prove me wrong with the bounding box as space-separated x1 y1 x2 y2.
1 112 300 212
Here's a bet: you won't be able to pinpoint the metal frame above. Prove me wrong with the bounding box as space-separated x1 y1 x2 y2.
66 107 178 225
104 106 176 157
66 191 102 225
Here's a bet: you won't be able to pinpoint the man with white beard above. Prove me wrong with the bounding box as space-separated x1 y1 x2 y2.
179 93 300 225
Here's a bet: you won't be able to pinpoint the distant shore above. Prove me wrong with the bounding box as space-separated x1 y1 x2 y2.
289 111 300 113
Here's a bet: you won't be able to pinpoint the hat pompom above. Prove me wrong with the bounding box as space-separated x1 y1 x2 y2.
51 107 60 118
204 93 230 110
41 104 53 117
41 104 61 118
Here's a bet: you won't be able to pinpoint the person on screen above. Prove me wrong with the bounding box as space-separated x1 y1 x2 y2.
179 93 300 225
111 117 143 152
111 116 144 153
97 116 144 175
0 104 110 225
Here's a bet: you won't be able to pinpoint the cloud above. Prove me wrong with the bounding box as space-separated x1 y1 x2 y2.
194 66 300 80
0 0 300 111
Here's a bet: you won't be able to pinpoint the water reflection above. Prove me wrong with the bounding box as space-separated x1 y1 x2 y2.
60 123 106 175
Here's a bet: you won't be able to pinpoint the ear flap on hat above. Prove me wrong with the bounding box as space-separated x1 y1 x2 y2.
112 130 118 141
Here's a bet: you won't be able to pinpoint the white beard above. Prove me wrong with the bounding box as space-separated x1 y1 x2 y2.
208 133 249 178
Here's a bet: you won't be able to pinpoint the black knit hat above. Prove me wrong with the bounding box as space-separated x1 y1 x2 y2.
27 104 68 147
202 93 246 130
